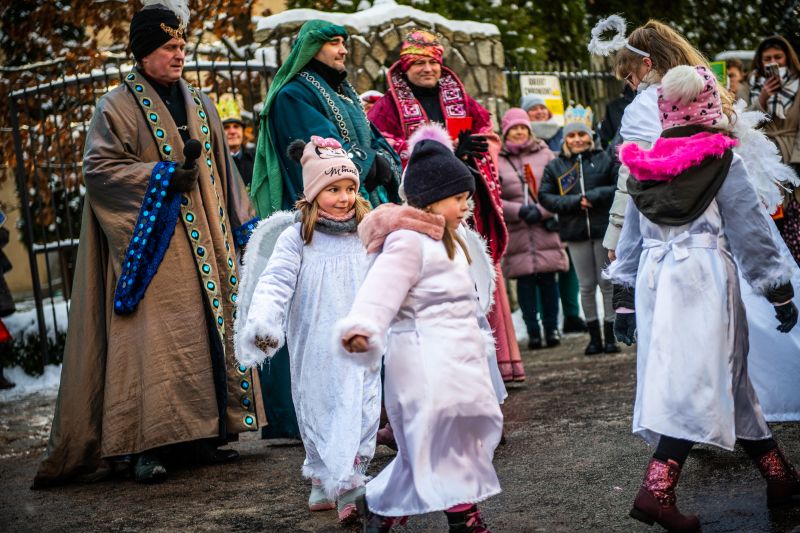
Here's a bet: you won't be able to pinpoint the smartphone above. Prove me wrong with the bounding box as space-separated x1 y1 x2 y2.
765 62 781 84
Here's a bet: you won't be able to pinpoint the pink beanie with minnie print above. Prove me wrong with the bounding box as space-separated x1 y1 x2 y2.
287 136 360 202
657 65 727 130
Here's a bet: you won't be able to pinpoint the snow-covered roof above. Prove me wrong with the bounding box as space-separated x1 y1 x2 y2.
255 0 499 40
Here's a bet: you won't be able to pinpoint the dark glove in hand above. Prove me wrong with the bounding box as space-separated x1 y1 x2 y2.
614 312 636 345
774 301 798 333
364 154 392 192
170 164 200 193
454 130 489 160
518 204 542 224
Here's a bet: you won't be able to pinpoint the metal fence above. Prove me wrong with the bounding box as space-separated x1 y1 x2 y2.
505 61 624 125
6 53 276 366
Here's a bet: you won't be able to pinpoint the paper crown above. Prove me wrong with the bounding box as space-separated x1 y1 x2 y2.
216 94 244 125
564 105 593 128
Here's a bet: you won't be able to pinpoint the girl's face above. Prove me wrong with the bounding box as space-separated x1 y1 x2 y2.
565 131 591 154
506 124 531 144
761 46 787 68
623 57 653 90
428 191 470 230
316 178 357 216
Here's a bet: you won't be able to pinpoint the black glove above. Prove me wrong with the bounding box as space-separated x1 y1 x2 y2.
169 164 200 193
518 204 542 224
364 154 392 192
454 130 489 160
774 301 798 333
614 312 637 346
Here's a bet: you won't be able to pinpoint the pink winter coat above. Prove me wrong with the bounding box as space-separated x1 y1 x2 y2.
498 139 568 278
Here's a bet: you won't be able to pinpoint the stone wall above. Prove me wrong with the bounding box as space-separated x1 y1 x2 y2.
254 0 507 125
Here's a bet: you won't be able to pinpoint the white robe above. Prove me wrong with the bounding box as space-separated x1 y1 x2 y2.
608 156 793 450
337 228 503 516
245 223 380 497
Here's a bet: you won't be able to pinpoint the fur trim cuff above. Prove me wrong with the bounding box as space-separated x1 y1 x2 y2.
333 316 385 372
235 313 285 368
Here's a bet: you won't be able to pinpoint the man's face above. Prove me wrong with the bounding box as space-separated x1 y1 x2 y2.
224 122 244 151
141 37 186 84
314 36 348 72
405 58 442 88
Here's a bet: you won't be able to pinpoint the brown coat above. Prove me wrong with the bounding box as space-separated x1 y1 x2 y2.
498 140 568 278
34 71 264 487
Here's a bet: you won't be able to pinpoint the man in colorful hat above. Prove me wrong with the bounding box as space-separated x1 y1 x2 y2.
368 29 524 382
34 1 263 487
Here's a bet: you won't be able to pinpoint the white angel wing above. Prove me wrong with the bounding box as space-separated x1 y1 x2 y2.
234 211 295 360
731 100 800 214
460 225 496 315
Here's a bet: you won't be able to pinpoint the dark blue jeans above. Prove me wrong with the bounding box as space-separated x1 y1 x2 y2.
517 272 560 337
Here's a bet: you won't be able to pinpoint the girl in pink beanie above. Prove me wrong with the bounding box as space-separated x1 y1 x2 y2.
234 136 378 525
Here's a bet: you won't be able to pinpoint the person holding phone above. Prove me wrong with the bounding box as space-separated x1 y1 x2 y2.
369 29 524 383
747 35 800 265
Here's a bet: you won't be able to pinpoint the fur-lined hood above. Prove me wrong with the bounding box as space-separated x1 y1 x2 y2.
358 203 445 253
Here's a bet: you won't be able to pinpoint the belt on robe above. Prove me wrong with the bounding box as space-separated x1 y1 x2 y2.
642 231 718 289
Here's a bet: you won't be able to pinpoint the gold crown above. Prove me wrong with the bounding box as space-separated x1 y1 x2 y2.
215 94 244 124
160 22 185 40
563 105 593 128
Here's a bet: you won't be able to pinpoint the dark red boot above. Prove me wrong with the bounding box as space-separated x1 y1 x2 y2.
629 458 701 532
357 494 407 533
444 505 492 533
753 446 800 508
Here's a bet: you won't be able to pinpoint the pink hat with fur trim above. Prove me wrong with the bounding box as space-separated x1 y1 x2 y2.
501 107 532 139
287 136 359 202
658 65 726 130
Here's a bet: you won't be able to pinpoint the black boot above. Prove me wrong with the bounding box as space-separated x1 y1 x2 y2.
134 453 167 484
562 315 587 333
357 494 406 532
603 321 621 353
584 320 603 355
527 325 543 350
0 368 14 390
545 329 561 347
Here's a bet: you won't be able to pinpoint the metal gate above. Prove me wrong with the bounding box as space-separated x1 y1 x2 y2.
6 53 275 368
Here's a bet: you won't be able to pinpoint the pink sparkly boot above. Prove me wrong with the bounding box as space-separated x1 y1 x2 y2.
629 458 700 532
753 446 800 508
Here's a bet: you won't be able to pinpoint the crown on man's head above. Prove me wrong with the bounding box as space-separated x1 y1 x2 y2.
216 94 243 124
564 105 593 128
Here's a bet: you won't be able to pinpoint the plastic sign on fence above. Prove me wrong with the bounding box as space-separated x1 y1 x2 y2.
519 74 565 126
709 61 727 87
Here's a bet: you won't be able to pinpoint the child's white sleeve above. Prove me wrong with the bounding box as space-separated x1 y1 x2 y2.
604 196 643 289
335 229 423 367
236 226 303 367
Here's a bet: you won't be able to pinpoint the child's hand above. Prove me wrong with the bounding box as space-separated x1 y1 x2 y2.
342 334 369 353
254 335 279 354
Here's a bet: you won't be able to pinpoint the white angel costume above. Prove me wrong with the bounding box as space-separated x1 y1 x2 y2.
608 147 794 450
235 212 380 497
337 213 503 516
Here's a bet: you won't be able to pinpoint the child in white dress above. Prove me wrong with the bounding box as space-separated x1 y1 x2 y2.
338 124 503 533
235 136 379 524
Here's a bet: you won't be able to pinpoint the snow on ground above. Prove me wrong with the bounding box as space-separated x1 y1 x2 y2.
0 364 61 402
3 297 69 342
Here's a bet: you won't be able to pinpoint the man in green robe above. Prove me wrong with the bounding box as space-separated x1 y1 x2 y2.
251 20 401 439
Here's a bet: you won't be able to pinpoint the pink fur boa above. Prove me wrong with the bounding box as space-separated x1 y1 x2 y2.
620 132 739 182
358 203 445 253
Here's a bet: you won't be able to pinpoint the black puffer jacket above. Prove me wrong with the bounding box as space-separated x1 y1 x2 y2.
539 148 619 242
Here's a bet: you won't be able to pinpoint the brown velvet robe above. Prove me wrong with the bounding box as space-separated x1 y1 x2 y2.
34 70 264 487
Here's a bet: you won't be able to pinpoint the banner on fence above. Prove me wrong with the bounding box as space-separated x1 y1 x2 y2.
519 74 565 125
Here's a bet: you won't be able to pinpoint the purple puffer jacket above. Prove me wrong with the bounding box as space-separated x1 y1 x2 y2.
498 139 568 278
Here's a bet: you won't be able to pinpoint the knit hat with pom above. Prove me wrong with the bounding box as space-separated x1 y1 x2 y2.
658 65 726 130
502 107 533 139
287 136 359 202
402 123 475 208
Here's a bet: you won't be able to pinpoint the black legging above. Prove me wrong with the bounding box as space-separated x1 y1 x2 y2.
655 435 777 466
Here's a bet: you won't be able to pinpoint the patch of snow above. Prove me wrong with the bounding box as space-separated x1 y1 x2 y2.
255 0 500 37
4 297 69 342
0 364 61 402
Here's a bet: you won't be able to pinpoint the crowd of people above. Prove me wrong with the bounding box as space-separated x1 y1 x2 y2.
28 2 800 532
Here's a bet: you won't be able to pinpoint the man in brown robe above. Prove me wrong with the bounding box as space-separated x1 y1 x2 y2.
34 3 264 487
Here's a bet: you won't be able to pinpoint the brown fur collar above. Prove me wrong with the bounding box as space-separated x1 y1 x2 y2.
358 203 445 253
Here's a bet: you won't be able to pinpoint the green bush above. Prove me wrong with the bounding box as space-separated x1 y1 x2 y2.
1 330 66 376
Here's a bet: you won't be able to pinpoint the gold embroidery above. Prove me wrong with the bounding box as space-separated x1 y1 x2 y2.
160 22 185 40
